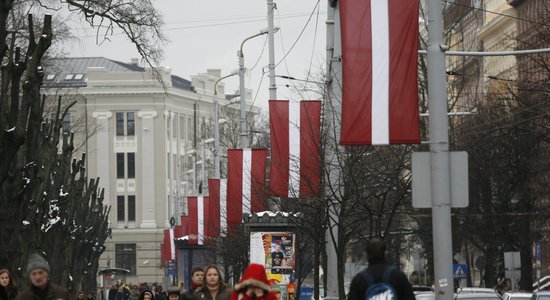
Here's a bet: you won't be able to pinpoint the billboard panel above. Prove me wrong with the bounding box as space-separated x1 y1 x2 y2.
250 231 296 283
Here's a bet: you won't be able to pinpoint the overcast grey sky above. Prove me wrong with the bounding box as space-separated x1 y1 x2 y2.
63 0 327 109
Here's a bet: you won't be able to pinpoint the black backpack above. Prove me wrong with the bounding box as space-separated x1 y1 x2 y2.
360 266 397 300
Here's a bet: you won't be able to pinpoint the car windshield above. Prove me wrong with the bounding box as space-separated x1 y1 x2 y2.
537 296 550 300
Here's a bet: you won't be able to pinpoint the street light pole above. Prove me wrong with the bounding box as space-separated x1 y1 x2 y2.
267 0 277 100
427 0 454 298
214 72 239 178
238 28 278 148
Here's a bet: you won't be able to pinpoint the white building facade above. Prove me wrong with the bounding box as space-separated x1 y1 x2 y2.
42 57 247 284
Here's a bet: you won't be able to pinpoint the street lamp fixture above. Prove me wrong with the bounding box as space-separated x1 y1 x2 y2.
238 27 280 148
213 73 240 179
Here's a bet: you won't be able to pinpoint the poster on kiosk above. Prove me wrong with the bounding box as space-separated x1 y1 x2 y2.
249 231 296 285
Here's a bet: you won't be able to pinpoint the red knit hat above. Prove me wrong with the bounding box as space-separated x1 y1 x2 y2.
234 264 271 292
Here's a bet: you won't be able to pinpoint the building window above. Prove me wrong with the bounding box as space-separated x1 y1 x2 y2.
187 117 193 141
116 112 136 136
167 154 171 179
173 154 177 180
116 153 125 179
116 112 124 136
117 195 125 222
117 153 135 179
118 195 136 223
127 153 135 178
127 112 135 136
115 244 136 275
173 117 177 138
128 196 136 222
62 113 71 134
180 115 185 139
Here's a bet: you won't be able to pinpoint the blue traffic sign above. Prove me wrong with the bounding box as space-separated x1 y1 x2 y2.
453 264 468 279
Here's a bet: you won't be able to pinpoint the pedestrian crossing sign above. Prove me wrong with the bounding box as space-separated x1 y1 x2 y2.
453 264 468 279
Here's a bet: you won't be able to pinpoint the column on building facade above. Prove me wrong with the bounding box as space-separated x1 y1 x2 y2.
92 111 112 207
138 110 158 228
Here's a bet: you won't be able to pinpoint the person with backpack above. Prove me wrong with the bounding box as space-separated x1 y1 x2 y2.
347 238 415 300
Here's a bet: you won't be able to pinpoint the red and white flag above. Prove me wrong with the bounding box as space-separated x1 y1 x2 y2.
162 228 174 261
227 149 267 229
339 0 420 145
269 100 322 198
187 196 208 245
208 179 227 237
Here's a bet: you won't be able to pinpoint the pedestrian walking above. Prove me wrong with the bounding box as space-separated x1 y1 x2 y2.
230 264 278 300
138 291 154 300
77 291 86 300
181 267 204 300
15 253 70 300
109 285 118 300
192 265 230 300
0 269 18 300
166 287 180 300
87 291 96 300
347 238 415 300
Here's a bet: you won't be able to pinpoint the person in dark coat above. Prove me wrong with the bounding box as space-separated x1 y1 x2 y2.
181 267 204 300
0 269 18 300
15 253 70 300
347 238 415 300
109 285 118 300
192 265 230 300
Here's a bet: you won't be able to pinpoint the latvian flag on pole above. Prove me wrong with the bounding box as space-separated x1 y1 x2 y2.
226 149 268 230
339 0 420 145
208 179 227 237
187 196 208 245
269 100 322 198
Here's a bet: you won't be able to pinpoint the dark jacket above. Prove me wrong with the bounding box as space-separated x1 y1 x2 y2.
16 282 70 300
347 260 415 300
0 286 18 300
192 285 231 300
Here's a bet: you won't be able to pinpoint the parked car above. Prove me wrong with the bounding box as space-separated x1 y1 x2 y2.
457 288 498 294
502 292 532 300
531 291 550 300
416 292 436 300
413 286 434 294
455 292 502 300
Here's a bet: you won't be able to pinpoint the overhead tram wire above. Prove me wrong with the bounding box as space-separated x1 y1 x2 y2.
275 0 321 100
443 0 549 28
304 2 321 92
72 10 325 39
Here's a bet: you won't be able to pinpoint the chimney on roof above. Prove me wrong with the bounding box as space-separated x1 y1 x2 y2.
130 58 139 65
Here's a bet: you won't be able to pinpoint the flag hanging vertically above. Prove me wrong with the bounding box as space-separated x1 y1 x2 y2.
227 149 268 229
208 178 227 237
187 196 208 245
269 100 322 198
339 0 420 145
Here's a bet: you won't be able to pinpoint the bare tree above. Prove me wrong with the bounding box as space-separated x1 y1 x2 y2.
0 0 165 292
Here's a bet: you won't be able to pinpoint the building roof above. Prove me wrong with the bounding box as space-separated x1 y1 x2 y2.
42 57 195 92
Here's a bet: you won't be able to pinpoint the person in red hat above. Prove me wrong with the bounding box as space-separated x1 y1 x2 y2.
230 264 277 300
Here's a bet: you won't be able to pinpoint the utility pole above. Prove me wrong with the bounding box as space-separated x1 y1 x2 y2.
324 0 340 299
267 0 277 100
426 0 454 298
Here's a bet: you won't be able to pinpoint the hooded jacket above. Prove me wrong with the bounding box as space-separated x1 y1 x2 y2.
230 264 277 300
